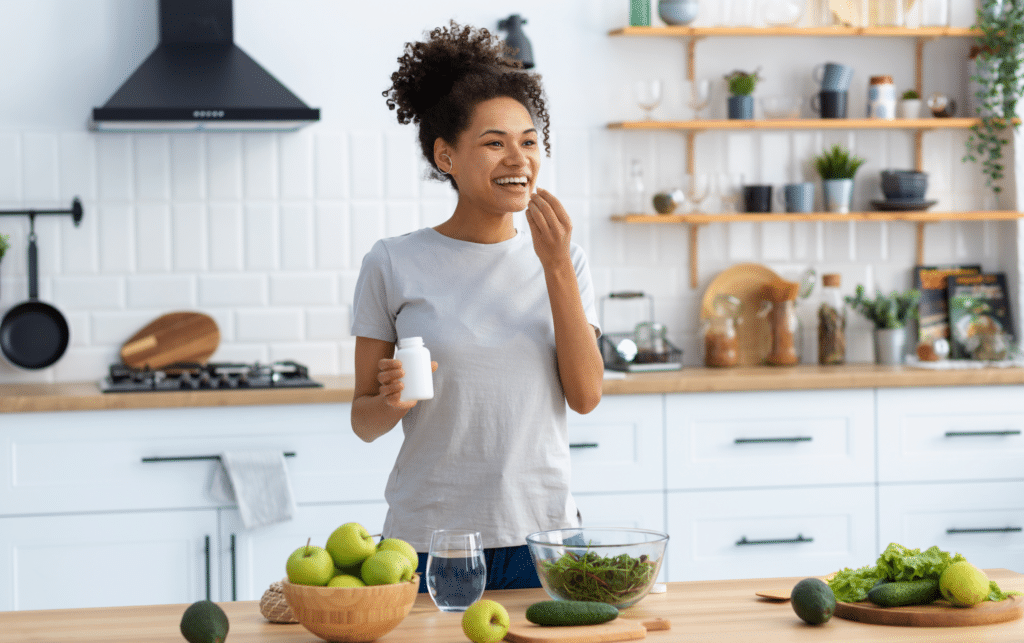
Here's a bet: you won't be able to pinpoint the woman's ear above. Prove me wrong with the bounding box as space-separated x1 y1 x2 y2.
433 138 454 175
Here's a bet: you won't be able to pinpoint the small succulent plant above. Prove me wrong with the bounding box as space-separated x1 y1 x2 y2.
724 69 761 96
845 285 920 329
813 144 867 180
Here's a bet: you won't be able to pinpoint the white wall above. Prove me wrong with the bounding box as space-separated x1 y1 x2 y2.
0 0 1016 382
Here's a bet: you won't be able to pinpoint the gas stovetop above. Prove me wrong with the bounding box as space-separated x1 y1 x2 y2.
100 360 323 393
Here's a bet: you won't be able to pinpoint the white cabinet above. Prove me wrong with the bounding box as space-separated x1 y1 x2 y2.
876 387 1024 572
0 510 218 611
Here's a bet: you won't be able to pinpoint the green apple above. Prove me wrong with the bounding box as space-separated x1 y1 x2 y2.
376 537 419 571
361 550 414 586
286 539 335 586
326 522 377 568
461 599 510 643
327 574 366 588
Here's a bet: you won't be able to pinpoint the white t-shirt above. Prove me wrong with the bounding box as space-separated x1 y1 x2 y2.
351 227 601 551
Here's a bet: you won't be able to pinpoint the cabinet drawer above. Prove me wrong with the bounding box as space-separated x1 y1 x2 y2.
878 481 1024 573
665 390 874 489
568 395 663 493
877 387 1024 483
666 485 876 582
1 404 400 515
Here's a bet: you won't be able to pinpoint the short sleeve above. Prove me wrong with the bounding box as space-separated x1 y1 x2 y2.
571 243 601 337
351 240 399 343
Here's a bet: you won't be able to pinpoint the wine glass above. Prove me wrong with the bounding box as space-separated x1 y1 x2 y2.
686 79 712 119
633 79 663 120
426 529 486 612
716 172 744 213
683 173 710 213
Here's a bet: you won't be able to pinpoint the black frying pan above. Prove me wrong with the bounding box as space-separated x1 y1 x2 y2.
1 230 70 369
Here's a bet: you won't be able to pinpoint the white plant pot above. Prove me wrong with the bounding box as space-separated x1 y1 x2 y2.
822 178 854 214
874 328 907 365
899 99 922 118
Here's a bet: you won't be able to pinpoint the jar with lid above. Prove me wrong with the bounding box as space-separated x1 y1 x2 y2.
764 280 801 366
868 75 896 119
703 294 740 367
817 273 846 365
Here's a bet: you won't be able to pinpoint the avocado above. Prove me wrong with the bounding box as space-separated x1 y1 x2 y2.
180 599 229 643
790 578 837 625
868 578 940 607
525 600 619 626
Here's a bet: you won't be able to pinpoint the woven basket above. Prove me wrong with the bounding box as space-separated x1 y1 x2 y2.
259 581 299 624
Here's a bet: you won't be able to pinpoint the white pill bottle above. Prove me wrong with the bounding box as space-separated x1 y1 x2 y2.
394 337 434 401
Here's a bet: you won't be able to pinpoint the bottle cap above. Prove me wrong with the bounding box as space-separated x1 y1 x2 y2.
822 273 841 288
398 337 423 348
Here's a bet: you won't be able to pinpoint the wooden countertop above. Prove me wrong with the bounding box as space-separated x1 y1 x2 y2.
4 364 1024 414
3 569 1021 643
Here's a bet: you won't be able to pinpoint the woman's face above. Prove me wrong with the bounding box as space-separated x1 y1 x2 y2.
441 96 541 216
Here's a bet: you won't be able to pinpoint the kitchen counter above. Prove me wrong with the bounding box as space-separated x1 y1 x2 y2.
4 364 1024 413
3 569 1021 643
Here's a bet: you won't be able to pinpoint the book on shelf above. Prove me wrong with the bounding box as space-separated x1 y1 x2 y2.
946 272 1015 360
913 264 981 346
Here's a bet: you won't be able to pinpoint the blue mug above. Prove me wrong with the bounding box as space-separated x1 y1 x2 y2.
783 182 815 213
813 62 853 92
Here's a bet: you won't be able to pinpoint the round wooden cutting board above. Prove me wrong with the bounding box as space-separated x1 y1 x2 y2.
834 595 1023 627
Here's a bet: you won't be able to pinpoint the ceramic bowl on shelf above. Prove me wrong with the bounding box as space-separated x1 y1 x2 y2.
658 0 699 25
760 96 802 119
280 576 419 643
881 169 928 200
526 527 668 609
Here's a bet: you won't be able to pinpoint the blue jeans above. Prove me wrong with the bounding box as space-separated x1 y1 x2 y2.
416 545 541 593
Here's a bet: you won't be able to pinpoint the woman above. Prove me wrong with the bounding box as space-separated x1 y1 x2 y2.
350 21 604 591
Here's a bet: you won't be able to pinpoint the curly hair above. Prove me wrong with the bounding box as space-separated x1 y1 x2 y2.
382 21 551 190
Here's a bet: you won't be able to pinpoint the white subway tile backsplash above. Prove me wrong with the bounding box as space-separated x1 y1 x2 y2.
384 129 420 199
279 131 314 200
761 221 791 261
207 134 243 201
349 131 384 200
243 134 278 200
134 134 170 201
243 203 278 271
59 132 96 202
172 203 208 272
199 274 266 307
385 202 419 238
22 132 59 202
208 203 244 271
170 135 205 201
314 203 348 270
280 202 315 270
314 131 348 200
268 342 338 375
269 273 336 306
97 203 134 273
236 308 303 341
727 221 756 260
136 203 172 272
126 275 194 309
96 134 133 202
349 202 385 267
53 276 123 311
554 129 591 199
91 311 155 345
306 307 349 341
0 133 22 202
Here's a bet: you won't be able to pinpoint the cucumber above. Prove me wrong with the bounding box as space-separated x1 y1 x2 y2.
525 600 619 626
867 578 940 607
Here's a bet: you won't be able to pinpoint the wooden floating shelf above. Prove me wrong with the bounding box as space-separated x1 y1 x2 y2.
612 211 1024 288
608 118 983 131
609 26 981 38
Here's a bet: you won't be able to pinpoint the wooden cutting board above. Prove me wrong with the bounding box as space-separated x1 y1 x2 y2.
120 312 220 369
834 595 1023 627
700 263 780 366
504 617 670 643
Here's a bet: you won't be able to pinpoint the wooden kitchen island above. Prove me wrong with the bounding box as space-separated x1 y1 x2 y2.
4 570 1022 643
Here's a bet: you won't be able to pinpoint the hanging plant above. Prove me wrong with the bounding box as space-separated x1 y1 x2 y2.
964 0 1024 195
0 233 10 263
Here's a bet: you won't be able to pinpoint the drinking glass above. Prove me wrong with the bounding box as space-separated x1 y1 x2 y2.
716 172 744 213
634 79 663 120
686 79 712 119
683 173 710 213
426 529 486 612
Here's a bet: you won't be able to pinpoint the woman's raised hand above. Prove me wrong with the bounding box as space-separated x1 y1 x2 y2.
526 188 573 270
377 358 439 410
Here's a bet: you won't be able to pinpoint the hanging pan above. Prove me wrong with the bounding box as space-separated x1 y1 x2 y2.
0 225 70 369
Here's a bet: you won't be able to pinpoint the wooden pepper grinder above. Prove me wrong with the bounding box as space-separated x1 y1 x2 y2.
764 279 801 366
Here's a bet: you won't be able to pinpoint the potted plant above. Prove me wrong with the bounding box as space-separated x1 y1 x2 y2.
965 0 1023 196
725 69 761 120
812 143 865 213
845 285 920 365
0 233 8 299
899 89 921 119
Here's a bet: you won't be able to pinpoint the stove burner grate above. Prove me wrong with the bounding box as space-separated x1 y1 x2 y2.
101 360 323 392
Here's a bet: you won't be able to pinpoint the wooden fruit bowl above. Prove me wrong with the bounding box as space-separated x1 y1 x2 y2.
280 575 419 643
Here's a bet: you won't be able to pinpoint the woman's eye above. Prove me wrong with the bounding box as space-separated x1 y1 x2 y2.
523 139 537 147
486 141 503 147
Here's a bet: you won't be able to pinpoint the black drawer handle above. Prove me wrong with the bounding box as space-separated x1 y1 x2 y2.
947 527 1022 534
204 535 211 601
230 533 237 602
569 443 599 449
736 534 814 546
734 437 812 444
945 430 1021 437
142 452 296 463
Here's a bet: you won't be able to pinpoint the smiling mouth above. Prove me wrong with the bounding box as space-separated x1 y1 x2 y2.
494 176 530 187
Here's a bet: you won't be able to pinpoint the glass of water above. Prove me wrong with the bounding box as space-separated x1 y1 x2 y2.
426 529 486 612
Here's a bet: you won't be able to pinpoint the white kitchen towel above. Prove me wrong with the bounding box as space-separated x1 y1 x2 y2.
209 450 297 529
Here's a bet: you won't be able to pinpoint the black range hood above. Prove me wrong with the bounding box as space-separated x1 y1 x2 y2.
91 0 319 132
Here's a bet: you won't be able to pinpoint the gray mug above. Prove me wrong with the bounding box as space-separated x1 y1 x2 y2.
783 182 815 213
813 62 853 92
